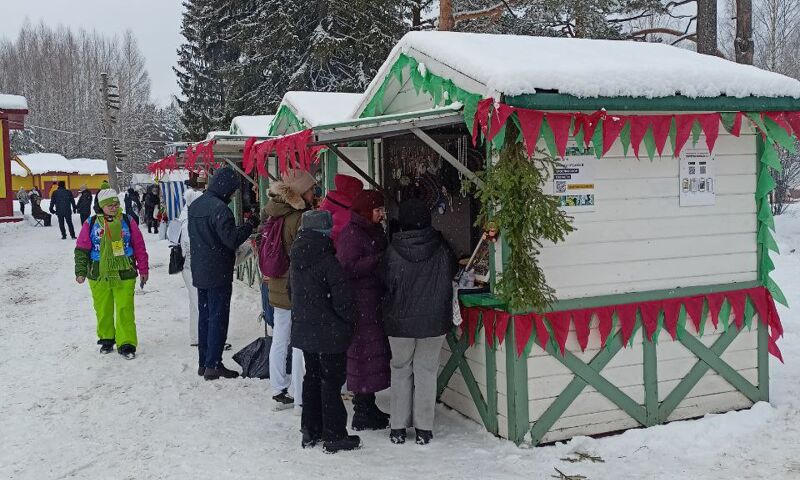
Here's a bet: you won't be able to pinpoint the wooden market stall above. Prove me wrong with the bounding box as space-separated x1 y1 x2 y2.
150 31 800 447
0 93 28 220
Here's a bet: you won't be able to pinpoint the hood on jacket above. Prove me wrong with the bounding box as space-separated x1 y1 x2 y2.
290 230 334 269
180 189 203 222
208 167 240 203
391 226 443 263
267 180 306 211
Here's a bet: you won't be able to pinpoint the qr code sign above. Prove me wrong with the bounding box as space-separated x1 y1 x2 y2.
555 181 567 193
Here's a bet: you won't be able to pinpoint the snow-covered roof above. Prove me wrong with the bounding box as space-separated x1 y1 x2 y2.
229 115 274 137
10 160 27 177
0 94 27 111
17 153 78 174
206 130 228 140
16 153 118 175
361 31 800 105
281 92 363 127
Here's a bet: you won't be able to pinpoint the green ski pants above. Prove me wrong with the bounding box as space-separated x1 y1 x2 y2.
89 278 138 347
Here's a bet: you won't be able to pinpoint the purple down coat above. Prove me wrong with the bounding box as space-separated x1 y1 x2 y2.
336 213 391 394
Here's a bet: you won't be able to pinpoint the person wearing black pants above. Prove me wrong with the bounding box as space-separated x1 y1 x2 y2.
49 181 77 239
188 167 257 380
289 210 360 454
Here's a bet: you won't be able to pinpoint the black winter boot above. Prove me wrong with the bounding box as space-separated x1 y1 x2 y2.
322 435 362 454
415 429 433 445
352 393 390 431
117 344 136 360
204 363 239 380
390 429 406 444
98 339 114 354
301 429 322 449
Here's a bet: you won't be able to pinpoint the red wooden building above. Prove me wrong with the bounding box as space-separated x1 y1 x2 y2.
0 94 28 220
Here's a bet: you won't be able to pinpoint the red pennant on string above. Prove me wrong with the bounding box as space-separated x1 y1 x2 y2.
242 137 257 174
516 108 544 158
616 304 639 346
640 301 662 341
514 314 534 357
495 311 511 346
748 288 769 329
572 309 592 352
650 115 673 156
546 311 571 355
472 98 493 146
674 114 697 157
534 313 550 351
698 114 721 153
706 293 725 330
728 290 747 330
482 309 497 348
546 113 572 158
487 103 514 143
765 111 792 134
466 308 481 346
731 112 743 137
784 111 800 137
629 116 650 159
766 292 784 362
662 298 682 340
684 296 705 333
184 144 197 172
597 306 615 348
580 111 604 148
602 115 627 155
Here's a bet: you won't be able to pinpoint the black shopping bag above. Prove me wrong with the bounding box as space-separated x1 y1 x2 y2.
233 336 272 379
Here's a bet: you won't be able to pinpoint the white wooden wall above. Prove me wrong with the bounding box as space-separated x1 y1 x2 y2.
330 146 371 188
537 121 758 300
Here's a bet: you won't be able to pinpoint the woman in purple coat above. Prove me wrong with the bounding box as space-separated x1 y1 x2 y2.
336 190 391 431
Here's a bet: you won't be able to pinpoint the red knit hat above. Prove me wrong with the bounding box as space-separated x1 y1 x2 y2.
351 190 385 219
334 174 364 202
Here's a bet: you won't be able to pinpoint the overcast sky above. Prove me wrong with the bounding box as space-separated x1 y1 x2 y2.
1 0 185 106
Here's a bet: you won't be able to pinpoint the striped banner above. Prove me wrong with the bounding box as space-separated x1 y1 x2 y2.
159 181 186 221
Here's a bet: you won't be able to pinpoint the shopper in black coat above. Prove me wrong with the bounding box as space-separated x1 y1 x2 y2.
188 167 257 380
76 188 93 224
381 198 457 446
289 210 361 454
143 185 161 233
124 188 142 224
49 181 77 239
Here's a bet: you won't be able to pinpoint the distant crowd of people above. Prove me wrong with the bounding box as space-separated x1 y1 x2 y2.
68 168 457 455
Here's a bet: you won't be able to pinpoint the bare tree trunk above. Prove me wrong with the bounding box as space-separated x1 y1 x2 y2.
736 0 754 64
697 0 718 54
439 0 455 30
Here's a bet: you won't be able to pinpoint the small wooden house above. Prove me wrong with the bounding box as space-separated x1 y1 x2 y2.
0 93 28 219
15 153 112 197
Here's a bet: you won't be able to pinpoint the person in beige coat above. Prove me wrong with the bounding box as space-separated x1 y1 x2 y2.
264 168 316 410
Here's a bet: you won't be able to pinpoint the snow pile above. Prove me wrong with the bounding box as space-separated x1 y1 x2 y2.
205 130 228 140
0 93 28 110
10 160 27 177
366 31 800 100
17 153 79 174
282 91 363 127
230 115 275 137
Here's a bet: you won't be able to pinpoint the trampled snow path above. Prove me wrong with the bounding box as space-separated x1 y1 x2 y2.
1 209 799 480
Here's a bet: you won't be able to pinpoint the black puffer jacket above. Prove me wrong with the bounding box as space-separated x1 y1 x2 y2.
188 168 253 289
49 187 76 216
76 190 93 216
289 230 356 354
382 226 457 338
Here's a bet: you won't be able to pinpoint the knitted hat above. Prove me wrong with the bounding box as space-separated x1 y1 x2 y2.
334 174 364 202
100 180 110 190
398 198 431 231
283 169 316 196
351 190 384 219
301 210 333 235
97 189 120 207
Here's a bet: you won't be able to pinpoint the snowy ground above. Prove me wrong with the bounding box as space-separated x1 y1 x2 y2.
2 205 800 480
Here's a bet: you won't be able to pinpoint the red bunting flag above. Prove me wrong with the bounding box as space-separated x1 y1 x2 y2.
640 301 662 341
466 308 481 346
616 304 639 346
730 112 743 137
472 98 494 146
495 311 511 346
242 137 257 174
728 290 747 329
597 306 615 348
629 116 650 159
684 296 705 333
546 113 572 158
706 293 725 330
662 298 682 340
785 111 800 138
514 314 535 357
602 114 627 155
764 111 792 134
483 309 497 348
650 115 673 156
674 114 697 157
698 114 721 153
748 288 769 330
546 311 571 355
533 313 550 352
572 309 592 352
577 111 603 148
487 103 514 143
516 108 544 158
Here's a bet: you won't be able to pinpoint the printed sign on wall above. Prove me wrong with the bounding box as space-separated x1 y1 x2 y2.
679 147 715 207
553 155 596 212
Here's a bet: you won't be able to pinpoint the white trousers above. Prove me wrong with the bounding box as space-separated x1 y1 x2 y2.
181 264 199 344
270 307 304 403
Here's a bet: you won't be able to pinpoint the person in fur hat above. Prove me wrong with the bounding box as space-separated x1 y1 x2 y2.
319 174 363 242
263 168 317 411
74 189 149 359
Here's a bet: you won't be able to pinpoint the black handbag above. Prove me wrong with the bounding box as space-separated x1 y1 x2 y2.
168 235 185 274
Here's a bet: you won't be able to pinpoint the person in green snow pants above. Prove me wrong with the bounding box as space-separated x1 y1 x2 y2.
75 189 149 359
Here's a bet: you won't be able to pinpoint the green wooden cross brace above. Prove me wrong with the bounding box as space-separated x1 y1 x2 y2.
529 327 647 445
